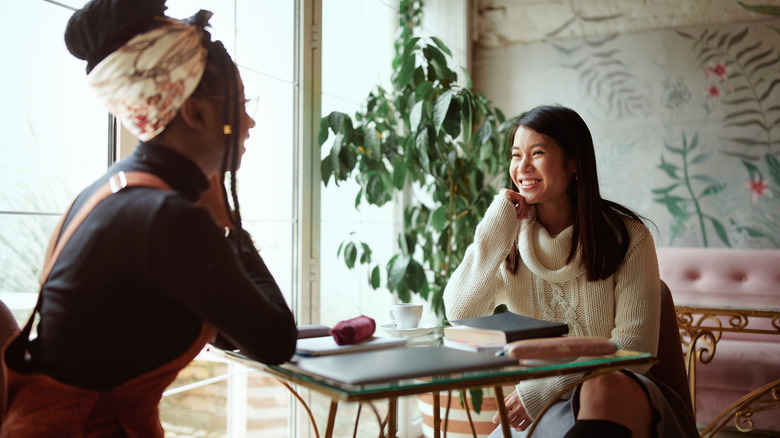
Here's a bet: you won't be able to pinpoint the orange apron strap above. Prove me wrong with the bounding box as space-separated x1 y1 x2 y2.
5 172 172 369
40 172 171 284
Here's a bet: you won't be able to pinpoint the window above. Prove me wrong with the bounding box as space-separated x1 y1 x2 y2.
1 0 469 436
0 1 110 321
162 1 300 436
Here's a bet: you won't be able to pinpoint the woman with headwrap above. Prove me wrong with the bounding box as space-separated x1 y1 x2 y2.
1 1 297 436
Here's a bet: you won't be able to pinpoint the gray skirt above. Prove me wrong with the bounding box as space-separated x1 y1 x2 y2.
488 371 698 437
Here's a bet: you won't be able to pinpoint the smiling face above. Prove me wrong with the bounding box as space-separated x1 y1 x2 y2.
510 126 576 212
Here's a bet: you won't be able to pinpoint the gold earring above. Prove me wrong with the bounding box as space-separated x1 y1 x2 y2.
223 124 232 135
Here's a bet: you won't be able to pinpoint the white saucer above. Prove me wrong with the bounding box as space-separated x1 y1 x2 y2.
380 323 436 338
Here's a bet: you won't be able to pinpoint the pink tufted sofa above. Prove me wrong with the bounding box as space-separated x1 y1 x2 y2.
657 247 780 433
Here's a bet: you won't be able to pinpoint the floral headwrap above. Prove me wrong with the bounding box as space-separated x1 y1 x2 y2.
86 14 210 141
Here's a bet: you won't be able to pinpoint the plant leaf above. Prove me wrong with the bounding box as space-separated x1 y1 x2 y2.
766 153 780 186
329 133 344 176
406 259 426 292
468 388 484 414
658 156 680 179
370 266 381 290
434 89 455 135
462 93 473 141
737 2 780 16
663 141 684 155
393 160 408 189
699 183 726 198
651 183 679 195
416 129 431 172
366 173 390 205
320 157 333 186
442 99 461 139
692 174 720 186
653 194 689 219
328 112 353 140
474 117 493 146
344 241 357 269
688 131 699 152
461 66 473 89
706 215 731 247
318 116 330 146
387 254 411 290
430 36 453 56
742 160 763 180
364 125 381 159
414 81 435 102
360 242 373 264
410 100 424 133
730 218 770 238
727 27 749 50
431 205 449 232
690 151 713 165
397 55 416 88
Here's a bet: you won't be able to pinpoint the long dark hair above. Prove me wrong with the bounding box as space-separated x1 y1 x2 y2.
504 105 644 281
197 38 246 234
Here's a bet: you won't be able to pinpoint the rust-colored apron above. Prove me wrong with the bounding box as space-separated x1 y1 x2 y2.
1 172 215 437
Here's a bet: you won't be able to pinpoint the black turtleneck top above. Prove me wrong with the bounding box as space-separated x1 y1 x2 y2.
27 143 297 390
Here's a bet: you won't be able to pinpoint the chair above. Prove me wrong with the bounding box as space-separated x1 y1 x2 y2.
0 299 20 425
648 280 695 415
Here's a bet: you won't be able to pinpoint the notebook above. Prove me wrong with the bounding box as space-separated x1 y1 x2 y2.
295 345 518 385
295 335 407 357
445 311 569 344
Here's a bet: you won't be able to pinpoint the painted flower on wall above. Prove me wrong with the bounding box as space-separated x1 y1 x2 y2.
702 61 734 101
705 61 728 80
706 84 722 98
747 175 770 202
661 77 691 109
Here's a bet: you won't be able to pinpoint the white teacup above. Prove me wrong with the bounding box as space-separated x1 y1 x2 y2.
389 303 423 329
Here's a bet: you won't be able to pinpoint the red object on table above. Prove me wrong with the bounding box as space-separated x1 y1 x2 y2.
330 315 376 345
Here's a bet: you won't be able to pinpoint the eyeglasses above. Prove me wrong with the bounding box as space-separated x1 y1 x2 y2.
192 94 259 119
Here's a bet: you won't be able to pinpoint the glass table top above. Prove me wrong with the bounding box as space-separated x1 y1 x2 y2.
215 347 653 400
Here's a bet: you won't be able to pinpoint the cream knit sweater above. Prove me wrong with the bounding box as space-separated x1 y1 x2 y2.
443 195 660 421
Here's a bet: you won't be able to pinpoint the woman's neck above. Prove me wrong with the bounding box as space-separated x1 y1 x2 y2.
535 201 574 236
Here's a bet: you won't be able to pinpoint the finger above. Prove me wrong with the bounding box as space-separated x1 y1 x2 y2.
492 404 515 424
503 189 522 203
516 417 532 432
515 203 529 220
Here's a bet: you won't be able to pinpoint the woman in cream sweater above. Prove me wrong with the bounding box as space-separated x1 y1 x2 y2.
444 105 697 437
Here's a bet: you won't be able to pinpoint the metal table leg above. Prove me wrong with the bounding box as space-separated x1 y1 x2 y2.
493 385 512 437
325 399 338 438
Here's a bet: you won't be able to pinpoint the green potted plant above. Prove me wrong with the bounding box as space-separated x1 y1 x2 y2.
318 1 518 428
319 0 516 319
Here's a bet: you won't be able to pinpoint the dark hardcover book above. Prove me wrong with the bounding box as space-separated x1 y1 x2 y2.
445 312 569 344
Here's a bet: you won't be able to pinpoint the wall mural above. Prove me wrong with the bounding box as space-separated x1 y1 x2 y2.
484 11 780 249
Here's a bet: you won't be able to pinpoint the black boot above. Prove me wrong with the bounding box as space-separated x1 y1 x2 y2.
563 419 632 437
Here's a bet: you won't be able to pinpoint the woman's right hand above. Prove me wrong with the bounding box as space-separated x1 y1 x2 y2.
500 188 530 220
492 389 533 431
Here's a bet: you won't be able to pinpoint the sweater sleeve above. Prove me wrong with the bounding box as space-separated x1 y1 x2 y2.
444 195 520 320
610 222 661 373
